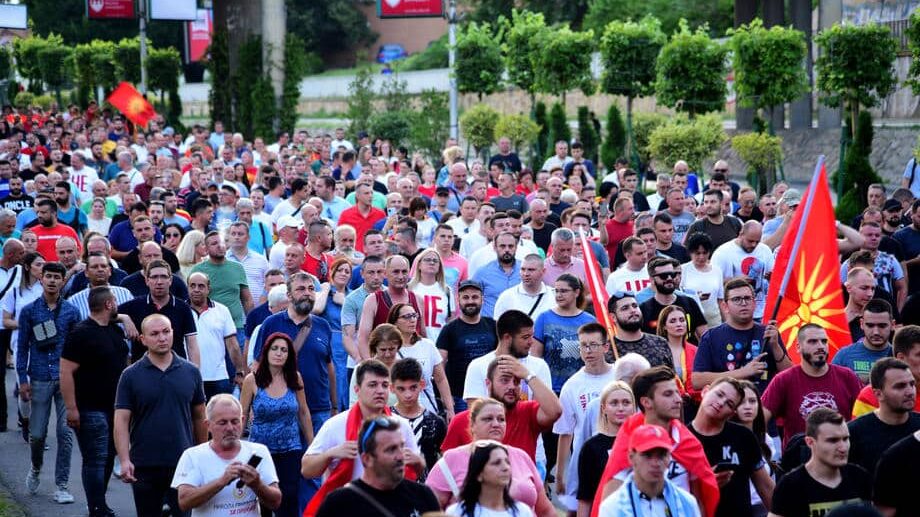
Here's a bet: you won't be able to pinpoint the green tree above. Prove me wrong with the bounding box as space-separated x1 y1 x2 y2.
494 113 541 154
206 29 233 129
90 40 117 95
286 0 376 66
346 66 375 138
502 10 550 108
837 111 883 221
584 0 733 39
147 47 182 103
731 132 783 195
461 104 500 158
466 0 590 28
648 114 725 171
234 36 263 139
601 104 626 170
815 23 897 139
599 16 665 166
72 43 95 106
577 106 599 163
14 34 61 93
534 101 549 158
113 38 144 87
729 19 808 132
632 112 668 166
37 41 71 105
280 34 309 136
655 21 728 118
456 22 504 99
409 90 450 162
547 102 571 158
534 27 595 105
250 76 276 140
369 111 413 146
906 10 920 95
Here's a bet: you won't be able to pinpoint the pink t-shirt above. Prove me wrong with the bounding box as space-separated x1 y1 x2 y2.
426 445 544 510
761 364 862 445
441 252 469 293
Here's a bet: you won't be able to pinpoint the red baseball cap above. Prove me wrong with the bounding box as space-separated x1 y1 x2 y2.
629 425 673 453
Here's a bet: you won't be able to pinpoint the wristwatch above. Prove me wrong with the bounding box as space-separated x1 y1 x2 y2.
525 372 536 383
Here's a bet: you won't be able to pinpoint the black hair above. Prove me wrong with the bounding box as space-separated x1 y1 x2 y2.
495 310 534 340
631 366 677 413
869 357 910 391
254 332 303 391
457 442 519 517
685 232 713 255
41 261 66 278
390 357 423 383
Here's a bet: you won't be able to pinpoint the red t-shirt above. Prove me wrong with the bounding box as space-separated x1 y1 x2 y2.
762 364 862 445
32 223 80 262
440 400 545 461
300 251 334 282
604 218 634 264
338 206 386 253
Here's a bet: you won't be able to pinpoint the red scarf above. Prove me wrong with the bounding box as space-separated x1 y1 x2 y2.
590 413 719 517
303 405 416 516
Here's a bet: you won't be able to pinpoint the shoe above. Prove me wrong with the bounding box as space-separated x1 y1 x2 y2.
53 487 74 504
25 469 39 494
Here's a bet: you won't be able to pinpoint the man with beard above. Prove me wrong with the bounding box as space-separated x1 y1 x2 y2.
833 299 894 383
342 256 385 383
847 357 920 476
685 189 742 250
471 232 521 319
639 257 708 341
60 287 130 517
608 291 674 369
689 377 774 517
117 217 180 275
762 324 862 446
693 278 792 392
171 395 281 516
0 176 33 215
51 182 87 237
357 255 425 359
29 198 79 261
711 221 774 321
440 354 561 461
310 377 434 517
436 280 497 413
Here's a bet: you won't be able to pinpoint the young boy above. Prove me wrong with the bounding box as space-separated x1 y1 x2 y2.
390 357 447 478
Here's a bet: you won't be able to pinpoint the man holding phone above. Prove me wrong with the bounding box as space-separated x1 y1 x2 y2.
172 394 281 516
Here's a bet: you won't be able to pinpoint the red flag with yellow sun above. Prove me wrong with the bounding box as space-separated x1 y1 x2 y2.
764 157 851 363
106 82 156 128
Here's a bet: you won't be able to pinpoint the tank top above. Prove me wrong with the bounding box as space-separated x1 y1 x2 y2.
372 289 423 334
249 387 302 453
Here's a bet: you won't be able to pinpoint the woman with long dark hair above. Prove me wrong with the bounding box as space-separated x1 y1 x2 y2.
313 257 351 411
731 379 777 517
240 332 313 517
446 441 532 517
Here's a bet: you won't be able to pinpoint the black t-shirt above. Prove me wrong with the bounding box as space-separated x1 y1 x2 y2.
61 318 128 413
0 192 33 214
847 412 920 475
734 206 764 223
315 479 440 517
639 294 707 343
436 317 497 398
612 333 675 369
488 152 522 172
577 433 614 501
391 406 447 480
531 222 558 252
658 243 691 264
119 295 198 361
771 464 870 517
689 421 764 517
686 217 742 250
874 432 920 514
119 246 181 275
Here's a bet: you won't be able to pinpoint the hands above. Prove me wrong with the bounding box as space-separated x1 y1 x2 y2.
66 406 80 430
715 470 733 488
764 320 781 352
740 354 768 378
119 458 137 483
118 314 139 340
496 354 529 381
222 461 262 488
444 406 455 423
328 441 359 461
403 448 425 471
19 382 30 402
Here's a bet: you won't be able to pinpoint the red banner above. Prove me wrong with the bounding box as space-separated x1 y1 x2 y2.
87 0 135 19
107 82 157 129
378 0 444 18
187 9 212 63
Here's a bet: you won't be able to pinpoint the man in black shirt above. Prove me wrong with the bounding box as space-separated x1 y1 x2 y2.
315 416 440 517
0 176 33 215
874 429 920 515
771 408 871 517
389 358 446 477
608 292 674 369
847 358 920 475
60 286 129 517
488 137 522 173
640 257 707 341
689 377 773 517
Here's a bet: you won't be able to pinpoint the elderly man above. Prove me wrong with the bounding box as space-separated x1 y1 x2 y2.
544 227 585 285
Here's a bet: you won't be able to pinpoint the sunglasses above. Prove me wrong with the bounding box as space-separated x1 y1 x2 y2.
360 416 399 453
655 272 679 280
609 290 635 301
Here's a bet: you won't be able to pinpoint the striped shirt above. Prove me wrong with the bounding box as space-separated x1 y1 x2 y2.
68 285 136 320
228 248 270 301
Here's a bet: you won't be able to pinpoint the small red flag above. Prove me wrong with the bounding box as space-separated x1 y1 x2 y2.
106 82 156 128
579 231 618 358
763 158 851 363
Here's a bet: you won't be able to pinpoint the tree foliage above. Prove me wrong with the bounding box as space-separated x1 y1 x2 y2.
113 38 144 87
601 103 626 169
534 27 596 102
280 34 308 136
460 104 500 155
346 66 375 138
409 90 450 161
599 17 665 99
147 47 182 97
90 41 118 94
37 41 71 101
548 102 571 157
577 106 599 163
837 111 883 221
815 23 897 137
632 112 669 166
501 10 550 98
207 29 233 129
534 101 549 158
655 21 728 117
731 132 783 195
583 0 733 40
495 113 541 153
456 22 504 99
907 10 920 95
648 114 725 171
235 36 264 140
251 76 277 140
466 0 590 29
286 0 376 66
14 34 63 92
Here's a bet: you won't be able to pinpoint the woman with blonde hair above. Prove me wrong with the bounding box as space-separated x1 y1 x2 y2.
175 229 207 279
409 249 454 342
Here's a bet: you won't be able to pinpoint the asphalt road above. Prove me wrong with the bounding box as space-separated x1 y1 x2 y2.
0 370 135 517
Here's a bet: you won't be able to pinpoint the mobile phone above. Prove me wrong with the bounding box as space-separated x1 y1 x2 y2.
598 203 609 217
235 454 263 488
714 462 735 473
387 207 397 217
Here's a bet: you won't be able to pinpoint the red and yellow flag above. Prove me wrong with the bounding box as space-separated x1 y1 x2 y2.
106 82 156 128
579 231 618 358
763 158 851 363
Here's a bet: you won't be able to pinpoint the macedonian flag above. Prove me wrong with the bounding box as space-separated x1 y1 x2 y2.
764 157 851 363
106 82 156 128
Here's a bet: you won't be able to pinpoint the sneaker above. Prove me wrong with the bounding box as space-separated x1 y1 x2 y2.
25 469 39 494
53 487 74 504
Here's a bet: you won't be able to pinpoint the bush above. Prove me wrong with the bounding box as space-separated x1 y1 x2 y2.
397 35 448 71
369 110 413 146
601 104 626 170
31 94 55 110
534 101 549 158
648 114 726 171
461 104 500 156
731 132 783 194
495 113 541 153
346 66 375 138
14 91 34 109
577 107 599 164
409 90 450 161
632 112 669 166
548 102 571 157
251 76 276 140
837 111 883 221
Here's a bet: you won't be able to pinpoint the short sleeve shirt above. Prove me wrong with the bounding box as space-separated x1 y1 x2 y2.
120 295 198 362
190 260 249 328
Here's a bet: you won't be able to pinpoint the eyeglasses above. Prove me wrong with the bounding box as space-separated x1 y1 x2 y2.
421 258 440 264
360 416 399 453
728 295 755 305
579 342 607 351
654 272 679 280
165 233 180 238
399 312 419 320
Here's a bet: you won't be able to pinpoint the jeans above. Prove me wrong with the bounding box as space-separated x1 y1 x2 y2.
76 411 115 513
331 331 348 411
203 379 233 401
0 329 10 429
30 379 72 488
132 465 187 517
271 449 303 517
299 409 332 515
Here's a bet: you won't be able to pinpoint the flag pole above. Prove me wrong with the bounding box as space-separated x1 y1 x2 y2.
769 155 826 322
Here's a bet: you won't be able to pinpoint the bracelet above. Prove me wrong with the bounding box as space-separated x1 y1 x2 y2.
525 373 536 383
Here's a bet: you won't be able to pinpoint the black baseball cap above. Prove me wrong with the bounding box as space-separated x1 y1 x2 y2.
883 199 902 212
458 280 483 293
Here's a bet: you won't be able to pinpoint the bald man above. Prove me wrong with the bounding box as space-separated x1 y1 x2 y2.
711 220 775 321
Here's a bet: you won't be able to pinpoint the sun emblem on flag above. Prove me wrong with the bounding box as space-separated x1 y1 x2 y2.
127 97 147 116
777 252 848 349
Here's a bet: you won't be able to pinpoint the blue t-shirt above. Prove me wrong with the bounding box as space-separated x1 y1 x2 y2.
254 312 333 412
893 226 920 260
694 323 780 392
533 310 597 393
831 339 892 383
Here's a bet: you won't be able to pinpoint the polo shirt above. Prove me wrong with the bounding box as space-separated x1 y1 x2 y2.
114 352 206 467
119 271 190 301
119 295 198 361
191 300 237 382
543 256 586 285
493 283 556 322
228 248 270 301
190 260 249 329
471 260 521 319
253 311 333 412
338 206 386 253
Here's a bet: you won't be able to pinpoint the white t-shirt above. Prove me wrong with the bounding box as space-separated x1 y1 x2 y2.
493 284 556 322
411 282 455 343
192 301 237 381
446 501 533 517
605 265 651 294
710 240 774 319
305 410 419 480
170 440 278 517
268 241 290 270
680 262 725 327
68 166 100 202
462 351 552 401
397 338 444 415
270 200 299 227
459 231 489 260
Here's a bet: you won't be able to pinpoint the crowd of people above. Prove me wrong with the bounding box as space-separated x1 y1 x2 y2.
0 104 919 517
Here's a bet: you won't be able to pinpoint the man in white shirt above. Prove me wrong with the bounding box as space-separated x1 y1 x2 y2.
710 220 774 320
606 237 652 294
227 222 270 303
187 273 246 400
493 254 556 321
468 212 534 277
645 173 670 215
542 140 574 172
68 152 99 203
328 128 353 159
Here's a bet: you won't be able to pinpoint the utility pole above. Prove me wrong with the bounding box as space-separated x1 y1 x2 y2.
447 0 458 140
139 0 148 94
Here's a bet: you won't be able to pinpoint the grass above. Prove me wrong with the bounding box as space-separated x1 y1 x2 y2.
308 63 384 78
0 493 26 517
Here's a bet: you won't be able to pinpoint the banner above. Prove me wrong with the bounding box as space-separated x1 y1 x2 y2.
87 0 135 19
187 9 212 63
107 82 157 128
378 0 444 18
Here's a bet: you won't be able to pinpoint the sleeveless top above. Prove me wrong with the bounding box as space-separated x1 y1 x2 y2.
372 289 423 334
249 387 302 453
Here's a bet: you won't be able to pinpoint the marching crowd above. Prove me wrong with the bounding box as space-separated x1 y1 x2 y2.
0 104 920 517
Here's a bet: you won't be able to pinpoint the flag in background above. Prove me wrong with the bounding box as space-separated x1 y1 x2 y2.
578 230 618 358
763 157 851 363
106 82 156 128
